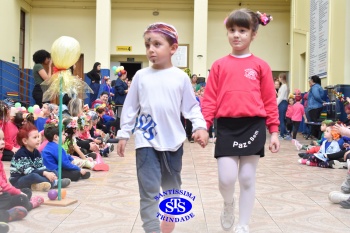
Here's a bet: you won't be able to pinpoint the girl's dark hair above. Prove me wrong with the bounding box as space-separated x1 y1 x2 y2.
0 101 9 122
191 74 197 79
25 113 35 124
226 9 260 32
14 112 24 129
92 62 101 73
63 118 75 154
310 75 321 85
33 49 51 64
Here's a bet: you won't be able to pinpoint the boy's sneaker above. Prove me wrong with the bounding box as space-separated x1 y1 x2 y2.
284 135 292 140
30 196 44 208
102 147 109 157
81 171 91 179
298 153 308 158
278 135 284 140
330 160 346 169
31 182 51 192
108 143 114 153
234 225 249 233
341 174 350 194
0 222 9 233
61 178 71 188
7 206 28 222
339 198 350 209
220 200 234 231
328 191 350 203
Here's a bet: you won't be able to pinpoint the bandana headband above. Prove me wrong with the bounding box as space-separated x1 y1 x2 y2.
144 22 178 44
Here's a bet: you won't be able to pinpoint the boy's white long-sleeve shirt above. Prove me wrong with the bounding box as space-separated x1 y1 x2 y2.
116 66 206 151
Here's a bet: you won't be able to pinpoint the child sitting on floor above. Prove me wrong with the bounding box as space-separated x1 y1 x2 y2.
2 107 23 161
34 103 50 132
294 119 333 152
9 123 71 191
62 117 98 166
0 128 44 227
299 126 342 168
41 120 91 181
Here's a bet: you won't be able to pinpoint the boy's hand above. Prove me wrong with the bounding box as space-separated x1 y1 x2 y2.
117 139 127 157
192 129 209 148
269 132 280 153
43 171 57 182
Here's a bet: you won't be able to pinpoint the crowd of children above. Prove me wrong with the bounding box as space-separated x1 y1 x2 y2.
0 91 118 231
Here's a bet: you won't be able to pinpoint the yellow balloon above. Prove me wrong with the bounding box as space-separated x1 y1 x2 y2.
51 36 81 69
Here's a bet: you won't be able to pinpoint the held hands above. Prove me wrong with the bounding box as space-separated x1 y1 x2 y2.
192 129 209 148
117 139 127 157
269 132 280 153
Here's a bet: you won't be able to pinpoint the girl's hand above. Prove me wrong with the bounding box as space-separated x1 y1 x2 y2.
269 132 280 153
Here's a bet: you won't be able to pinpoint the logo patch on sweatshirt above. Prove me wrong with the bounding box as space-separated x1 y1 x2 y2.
136 114 158 140
244 68 257 80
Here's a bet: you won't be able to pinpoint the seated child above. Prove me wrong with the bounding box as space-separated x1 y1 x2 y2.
41 121 91 181
9 123 71 191
295 120 333 152
62 117 97 166
0 128 44 224
77 114 113 157
299 126 342 168
2 108 23 161
34 103 50 132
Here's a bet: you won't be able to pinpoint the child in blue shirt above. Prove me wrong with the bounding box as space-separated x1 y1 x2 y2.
41 121 91 181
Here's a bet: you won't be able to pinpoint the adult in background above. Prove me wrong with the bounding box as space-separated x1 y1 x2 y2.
274 78 281 98
277 73 289 139
307 75 324 139
32 50 51 107
86 62 101 106
114 68 128 105
191 74 201 92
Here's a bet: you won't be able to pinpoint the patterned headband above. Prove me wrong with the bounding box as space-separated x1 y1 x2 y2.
144 22 178 44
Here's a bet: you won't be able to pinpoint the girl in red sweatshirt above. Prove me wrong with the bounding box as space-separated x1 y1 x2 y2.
201 9 280 232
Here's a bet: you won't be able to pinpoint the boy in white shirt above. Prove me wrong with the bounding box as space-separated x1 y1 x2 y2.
117 22 208 233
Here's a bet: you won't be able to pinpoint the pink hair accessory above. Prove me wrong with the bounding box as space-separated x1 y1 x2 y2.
257 11 273 26
223 17 228 25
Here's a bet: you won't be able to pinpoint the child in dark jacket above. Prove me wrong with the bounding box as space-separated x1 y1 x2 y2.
9 123 71 191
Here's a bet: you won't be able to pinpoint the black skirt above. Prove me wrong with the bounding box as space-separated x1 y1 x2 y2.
215 117 266 158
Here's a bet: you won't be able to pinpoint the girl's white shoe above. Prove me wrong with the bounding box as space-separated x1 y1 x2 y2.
234 225 249 233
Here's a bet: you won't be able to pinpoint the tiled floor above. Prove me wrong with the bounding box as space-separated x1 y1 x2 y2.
5 133 350 233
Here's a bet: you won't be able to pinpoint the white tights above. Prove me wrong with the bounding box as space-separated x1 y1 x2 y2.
217 155 260 226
